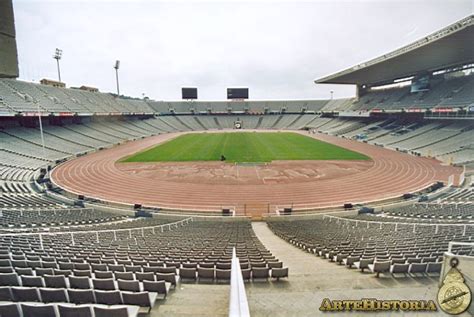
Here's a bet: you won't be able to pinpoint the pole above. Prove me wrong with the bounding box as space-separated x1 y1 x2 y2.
56 58 61 82
36 102 46 159
115 67 120 96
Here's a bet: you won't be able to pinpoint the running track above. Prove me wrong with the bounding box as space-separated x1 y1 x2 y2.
51 131 462 215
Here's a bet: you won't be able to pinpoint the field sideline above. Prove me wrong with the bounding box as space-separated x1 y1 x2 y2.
120 132 370 163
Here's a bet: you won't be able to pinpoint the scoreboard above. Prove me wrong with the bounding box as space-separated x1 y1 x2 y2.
182 87 198 99
227 88 249 99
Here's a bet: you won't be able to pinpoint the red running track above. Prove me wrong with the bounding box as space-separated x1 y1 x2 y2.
51 131 462 215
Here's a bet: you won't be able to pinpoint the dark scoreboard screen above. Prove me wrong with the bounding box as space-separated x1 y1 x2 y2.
227 88 249 99
182 87 198 99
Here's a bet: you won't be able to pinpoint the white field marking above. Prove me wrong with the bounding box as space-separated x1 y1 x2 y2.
255 166 266 184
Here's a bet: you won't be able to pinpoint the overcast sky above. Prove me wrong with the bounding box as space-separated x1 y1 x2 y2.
13 0 473 101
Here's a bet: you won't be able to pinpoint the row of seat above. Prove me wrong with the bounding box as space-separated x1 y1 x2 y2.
366 261 442 277
0 302 140 317
0 272 175 290
0 257 280 270
0 286 158 311
178 266 289 281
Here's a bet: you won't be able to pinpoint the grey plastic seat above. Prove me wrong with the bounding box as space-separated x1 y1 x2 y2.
125 265 142 273
26 260 42 269
36 268 55 277
11 260 27 268
108 264 125 272
271 267 288 280
157 267 176 274
143 280 169 299
91 263 108 272
197 267 215 280
426 262 442 275
21 303 56 317
156 273 177 287
53 269 72 277
252 267 270 279
93 278 116 290
179 268 196 280
94 290 122 305
94 271 113 279
135 272 155 282
40 287 68 303
241 268 251 281
42 262 58 269
0 259 11 267
67 289 95 304
216 269 231 281
368 261 391 278
59 262 74 270
94 306 138 317
342 256 360 268
44 275 67 288
268 261 283 269
69 276 91 289
409 263 428 275
12 287 41 302
0 273 19 286
182 262 197 269
391 263 409 275
198 263 214 269
0 286 13 301
114 272 134 280
118 279 140 292
0 267 14 273
21 275 45 287
74 263 91 270
0 302 20 317
354 258 374 272
15 267 34 276
58 304 93 317
73 269 92 277
216 262 231 270
122 291 158 313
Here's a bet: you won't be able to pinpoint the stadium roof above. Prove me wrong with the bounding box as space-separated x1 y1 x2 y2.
315 15 474 86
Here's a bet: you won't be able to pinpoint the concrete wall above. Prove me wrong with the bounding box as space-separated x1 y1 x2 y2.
0 0 19 78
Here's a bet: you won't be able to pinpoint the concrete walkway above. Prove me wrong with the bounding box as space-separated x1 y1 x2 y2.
248 222 445 317
152 283 229 317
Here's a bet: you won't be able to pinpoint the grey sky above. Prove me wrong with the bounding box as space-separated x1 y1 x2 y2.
13 0 472 101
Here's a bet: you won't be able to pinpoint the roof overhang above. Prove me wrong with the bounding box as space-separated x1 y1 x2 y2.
315 15 474 86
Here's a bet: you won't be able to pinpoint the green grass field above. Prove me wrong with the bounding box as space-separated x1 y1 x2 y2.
121 132 370 163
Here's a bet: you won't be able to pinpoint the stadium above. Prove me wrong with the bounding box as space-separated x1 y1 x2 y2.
0 1 473 316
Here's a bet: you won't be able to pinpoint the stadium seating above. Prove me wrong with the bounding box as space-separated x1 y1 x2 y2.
267 205 473 278
0 215 283 314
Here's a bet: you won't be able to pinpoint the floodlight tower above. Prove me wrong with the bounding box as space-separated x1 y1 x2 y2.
53 48 63 82
330 90 334 100
114 60 120 96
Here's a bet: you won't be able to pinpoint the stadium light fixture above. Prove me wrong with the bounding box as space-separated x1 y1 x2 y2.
114 60 120 96
53 48 63 82
330 90 334 100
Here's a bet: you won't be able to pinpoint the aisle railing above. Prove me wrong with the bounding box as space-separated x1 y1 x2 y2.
229 247 250 317
0 217 194 247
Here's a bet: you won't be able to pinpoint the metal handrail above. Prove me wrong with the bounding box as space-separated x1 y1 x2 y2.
0 217 194 242
323 214 473 236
